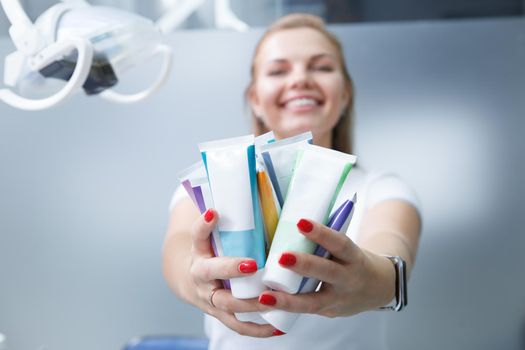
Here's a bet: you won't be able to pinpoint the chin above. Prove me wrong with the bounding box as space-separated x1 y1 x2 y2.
284 118 332 136
277 124 314 139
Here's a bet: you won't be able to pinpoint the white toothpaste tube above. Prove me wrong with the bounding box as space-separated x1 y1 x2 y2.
255 131 275 148
178 162 228 286
199 135 267 299
259 132 312 207
177 161 207 210
261 196 356 332
262 143 357 294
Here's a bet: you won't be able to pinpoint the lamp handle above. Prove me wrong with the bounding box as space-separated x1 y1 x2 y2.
99 44 173 104
0 38 93 111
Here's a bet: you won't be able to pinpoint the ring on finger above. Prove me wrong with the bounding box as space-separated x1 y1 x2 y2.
208 286 221 308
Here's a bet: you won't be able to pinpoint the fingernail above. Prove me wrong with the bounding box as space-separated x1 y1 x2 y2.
204 209 214 223
238 260 257 273
273 329 286 336
278 252 296 267
297 219 313 233
259 294 276 306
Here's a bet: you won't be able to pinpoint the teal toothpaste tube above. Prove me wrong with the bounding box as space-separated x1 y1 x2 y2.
180 133 274 323
179 162 262 322
199 135 267 299
262 143 357 294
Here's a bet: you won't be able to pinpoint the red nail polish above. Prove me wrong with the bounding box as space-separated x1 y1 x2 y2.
279 253 296 267
204 209 214 223
259 294 276 306
238 260 257 273
273 329 286 336
297 219 313 233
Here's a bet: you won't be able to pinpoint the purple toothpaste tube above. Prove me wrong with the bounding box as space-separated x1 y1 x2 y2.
298 194 356 292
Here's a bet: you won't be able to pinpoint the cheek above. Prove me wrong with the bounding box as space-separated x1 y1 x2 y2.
257 82 281 109
318 79 348 130
260 108 281 128
324 79 347 106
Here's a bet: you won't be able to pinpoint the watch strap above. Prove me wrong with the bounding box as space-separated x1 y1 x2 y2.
378 255 407 312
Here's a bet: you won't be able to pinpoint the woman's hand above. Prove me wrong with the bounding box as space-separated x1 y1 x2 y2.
187 208 280 337
257 219 396 317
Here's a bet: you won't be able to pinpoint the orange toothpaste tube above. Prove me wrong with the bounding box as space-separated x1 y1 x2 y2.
256 162 281 249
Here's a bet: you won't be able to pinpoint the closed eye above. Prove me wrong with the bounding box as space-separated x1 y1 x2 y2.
313 65 334 72
268 69 286 76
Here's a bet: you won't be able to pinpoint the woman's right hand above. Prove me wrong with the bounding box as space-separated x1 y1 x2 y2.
188 208 280 337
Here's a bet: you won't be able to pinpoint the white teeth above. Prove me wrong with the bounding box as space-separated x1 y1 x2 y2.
286 98 317 108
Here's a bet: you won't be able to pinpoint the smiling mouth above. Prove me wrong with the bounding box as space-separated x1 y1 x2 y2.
283 97 322 109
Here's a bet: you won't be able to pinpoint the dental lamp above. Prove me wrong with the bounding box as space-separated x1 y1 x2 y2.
0 0 173 110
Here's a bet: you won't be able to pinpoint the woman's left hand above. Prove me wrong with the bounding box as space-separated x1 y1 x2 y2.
258 219 396 317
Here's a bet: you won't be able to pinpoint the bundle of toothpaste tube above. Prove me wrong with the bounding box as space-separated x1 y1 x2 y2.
178 131 357 332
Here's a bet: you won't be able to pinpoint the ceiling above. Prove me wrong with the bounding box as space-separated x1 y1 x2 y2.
0 0 524 35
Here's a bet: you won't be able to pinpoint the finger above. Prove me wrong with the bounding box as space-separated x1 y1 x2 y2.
258 290 331 315
191 208 218 256
211 289 271 313
297 218 358 262
278 251 345 285
214 312 278 338
191 256 259 282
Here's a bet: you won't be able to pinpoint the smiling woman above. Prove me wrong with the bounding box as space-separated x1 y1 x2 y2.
247 14 354 154
163 13 421 350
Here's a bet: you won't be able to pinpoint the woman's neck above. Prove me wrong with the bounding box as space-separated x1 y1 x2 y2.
312 132 332 149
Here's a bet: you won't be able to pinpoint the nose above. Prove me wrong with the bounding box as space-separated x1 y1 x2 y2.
288 66 313 89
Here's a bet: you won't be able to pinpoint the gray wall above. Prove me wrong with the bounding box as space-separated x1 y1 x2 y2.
0 17 524 350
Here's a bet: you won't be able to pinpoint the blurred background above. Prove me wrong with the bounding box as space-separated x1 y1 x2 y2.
0 1 524 350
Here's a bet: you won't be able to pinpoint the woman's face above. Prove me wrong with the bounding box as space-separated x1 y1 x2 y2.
250 28 350 141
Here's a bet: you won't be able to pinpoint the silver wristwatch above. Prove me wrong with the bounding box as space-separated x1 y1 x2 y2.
378 255 407 312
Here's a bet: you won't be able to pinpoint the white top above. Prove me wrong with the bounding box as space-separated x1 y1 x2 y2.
170 167 421 350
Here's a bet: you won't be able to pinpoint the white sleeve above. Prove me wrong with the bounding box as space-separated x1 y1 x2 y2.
366 173 422 215
168 185 190 212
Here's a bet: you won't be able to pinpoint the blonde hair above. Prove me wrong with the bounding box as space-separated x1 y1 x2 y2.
246 13 354 154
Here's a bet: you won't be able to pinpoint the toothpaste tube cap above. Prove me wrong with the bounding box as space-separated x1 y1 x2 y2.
262 254 303 294
229 269 267 299
234 312 268 324
260 309 300 333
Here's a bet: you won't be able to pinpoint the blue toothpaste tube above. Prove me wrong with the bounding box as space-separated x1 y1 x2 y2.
259 132 312 207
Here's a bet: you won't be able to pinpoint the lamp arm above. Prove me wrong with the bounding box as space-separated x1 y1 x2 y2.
0 0 48 55
0 0 32 28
